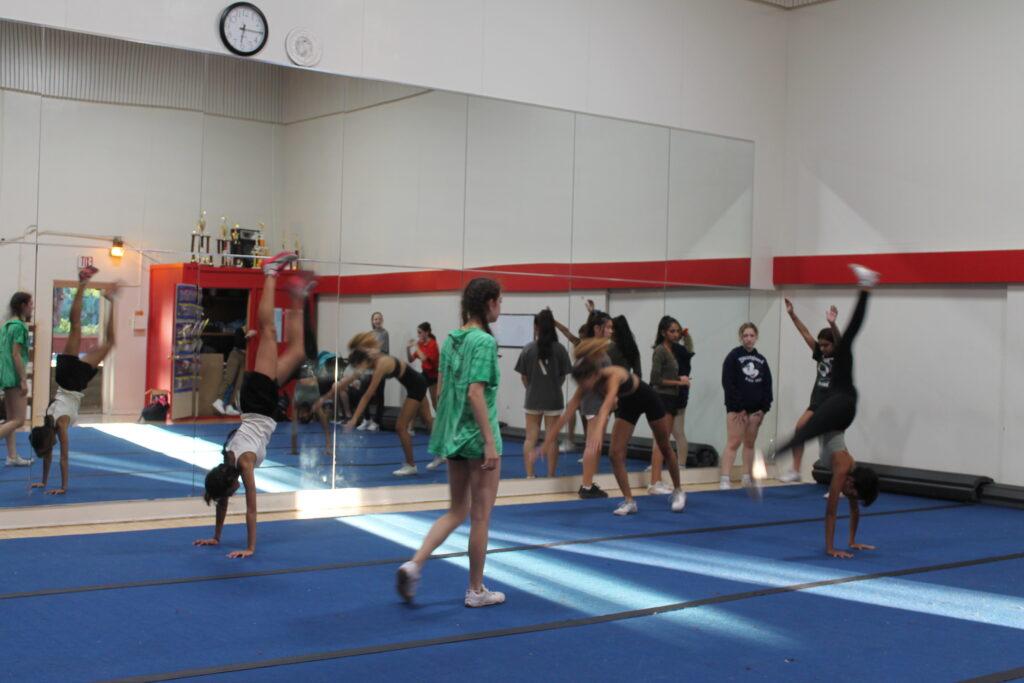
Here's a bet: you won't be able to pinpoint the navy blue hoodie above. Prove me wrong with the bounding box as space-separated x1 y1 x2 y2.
721 345 772 413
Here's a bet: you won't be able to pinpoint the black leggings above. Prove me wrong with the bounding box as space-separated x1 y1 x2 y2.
775 290 869 456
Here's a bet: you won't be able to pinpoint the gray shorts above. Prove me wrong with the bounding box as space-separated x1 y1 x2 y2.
819 431 847 469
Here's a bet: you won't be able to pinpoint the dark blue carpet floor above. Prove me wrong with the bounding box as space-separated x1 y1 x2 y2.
1 486 1023 682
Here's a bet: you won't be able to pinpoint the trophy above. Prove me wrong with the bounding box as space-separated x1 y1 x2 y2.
190 210 210 263
216 216 231 266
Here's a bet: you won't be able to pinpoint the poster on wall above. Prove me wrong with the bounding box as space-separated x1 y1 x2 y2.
491 313 535 349
173 284 203 392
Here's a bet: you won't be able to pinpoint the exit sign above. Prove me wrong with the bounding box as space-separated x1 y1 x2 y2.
77 256 93 269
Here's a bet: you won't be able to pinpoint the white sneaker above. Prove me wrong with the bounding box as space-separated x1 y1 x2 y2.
465 585 506 608
225 405 241 416
6 455 31 467
212 398 227 415
647 481 673 495
643 465 652 473
396 561 420 603
366 421 380 432
849 263 879 288
393 464 418 477
426 456 445 470
741 474 753 487
262 250 298 276
719 476 732 490
613 500 638 516
577 456 584 464
558 439 573 453
356 420 369 431
823 491 846 499
407 425 415 436
670 489 687 512
778 469 801 483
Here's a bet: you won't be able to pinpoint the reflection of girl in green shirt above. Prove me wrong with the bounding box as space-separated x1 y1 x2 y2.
0 291 34 466
396 278 508 609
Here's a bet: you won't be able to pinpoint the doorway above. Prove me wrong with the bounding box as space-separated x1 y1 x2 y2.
48 282 114 415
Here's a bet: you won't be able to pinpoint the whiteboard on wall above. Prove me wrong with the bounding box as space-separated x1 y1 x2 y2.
492 314 535 348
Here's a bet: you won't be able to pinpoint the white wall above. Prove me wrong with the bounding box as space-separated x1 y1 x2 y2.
774 0 1024 486
0 0 788 286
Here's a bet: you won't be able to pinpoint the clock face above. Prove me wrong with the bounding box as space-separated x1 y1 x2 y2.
219 3 268 56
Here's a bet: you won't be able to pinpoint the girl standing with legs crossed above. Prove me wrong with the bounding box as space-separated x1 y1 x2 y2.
193 252 311 558
396 278 505 607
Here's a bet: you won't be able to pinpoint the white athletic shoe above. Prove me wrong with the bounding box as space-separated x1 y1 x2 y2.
407 424 415 436
224 405 241 416
670 489 687 512
613 500 638 516
465 586 506 608
356 420 369 431
643 465 652 473
741 474 753 487
212 398 227 415
393 464 418 477
558 439 574 453
6 455 31 467
396 561 420 603
366 420 380 432
647 481 673 495
719 476 732 490
778 469 801 483
426 456 445 470
823 491 846 499
849 263 880 288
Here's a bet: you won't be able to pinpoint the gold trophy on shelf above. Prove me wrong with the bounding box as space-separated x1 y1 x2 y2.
190 210 210 264
216 216 231 266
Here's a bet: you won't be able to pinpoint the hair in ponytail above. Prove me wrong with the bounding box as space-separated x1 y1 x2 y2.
417 322 436 340
535 309 556 361
460 278 502 335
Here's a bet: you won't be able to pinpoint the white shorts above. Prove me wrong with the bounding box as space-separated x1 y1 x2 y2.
226 413 277 468
525 409 562 417
819 431 847 467
46 387 84 426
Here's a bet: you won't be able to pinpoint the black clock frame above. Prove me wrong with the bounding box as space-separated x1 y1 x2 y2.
219 2 268 57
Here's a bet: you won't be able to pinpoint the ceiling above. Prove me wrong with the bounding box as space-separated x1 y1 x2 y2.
746 0 837 9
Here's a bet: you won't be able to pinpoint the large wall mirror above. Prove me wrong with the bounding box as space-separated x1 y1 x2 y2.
0 20 772 515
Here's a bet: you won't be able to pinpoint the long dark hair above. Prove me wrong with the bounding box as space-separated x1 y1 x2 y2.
9 292 31 319
653 315 681 348
418 322 436 340
535 309 557 361
582 310 611 338
612 315 641 373
461 278 501 335
571 338 610 382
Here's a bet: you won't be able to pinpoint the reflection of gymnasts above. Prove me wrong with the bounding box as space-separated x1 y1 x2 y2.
30 267 120 495
772 264 881 559
194 252 312 559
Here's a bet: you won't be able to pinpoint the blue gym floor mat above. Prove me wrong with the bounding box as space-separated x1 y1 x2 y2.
2 486 1022 682
0 425 645 507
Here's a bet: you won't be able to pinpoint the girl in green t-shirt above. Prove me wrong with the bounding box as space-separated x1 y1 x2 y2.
0 291 33 466
396 277 506 609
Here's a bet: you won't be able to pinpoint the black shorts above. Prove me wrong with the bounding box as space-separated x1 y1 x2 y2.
657 392 684 417
615 381 667 426
55 354 98 392
422 371 438 388
398 367 427 402
239 371 279 418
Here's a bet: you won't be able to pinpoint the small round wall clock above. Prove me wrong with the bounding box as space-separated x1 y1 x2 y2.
219 2 268 57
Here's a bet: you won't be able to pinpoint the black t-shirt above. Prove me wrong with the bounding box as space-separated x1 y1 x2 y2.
808 345 833 410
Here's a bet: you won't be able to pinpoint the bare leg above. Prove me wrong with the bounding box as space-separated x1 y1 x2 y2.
523 412 541 477
82 288 118 368
64 284 87 357
609 420 635 503
417 396 434 431
428 383 439 413
580 417 601 488
650 415 681 489
720 412 746 480
649 442 664 485
275 284 308 385
741 412 764 476
51 417 70 493
0 387 27 456
543 414 560 477
673 410 688 470
411 459 472 566
466 458 501 591
791 410 813 473
395 399 420 467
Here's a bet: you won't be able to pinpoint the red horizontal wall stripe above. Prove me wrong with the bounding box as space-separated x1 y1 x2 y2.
314 258 750 295
774 250 1024 286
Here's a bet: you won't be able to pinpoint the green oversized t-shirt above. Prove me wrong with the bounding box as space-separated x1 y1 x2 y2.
0 318 29 389
428 327 502 459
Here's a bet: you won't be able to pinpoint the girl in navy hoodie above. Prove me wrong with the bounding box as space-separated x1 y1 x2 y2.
720 323 772 491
